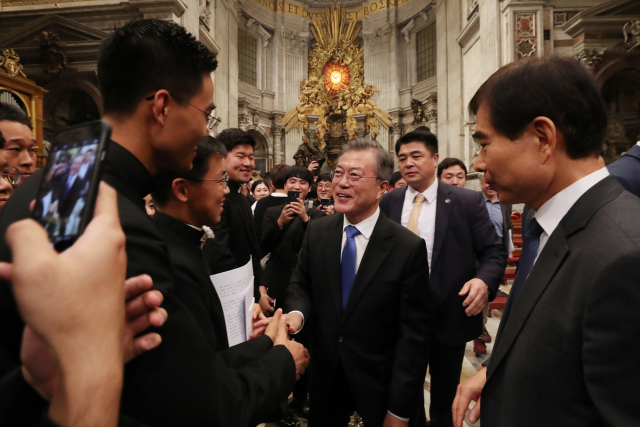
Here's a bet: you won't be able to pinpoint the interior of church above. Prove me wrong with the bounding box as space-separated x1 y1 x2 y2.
0 1 639 426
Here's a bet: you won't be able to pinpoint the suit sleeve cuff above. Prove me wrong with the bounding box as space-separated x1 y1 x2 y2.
288 310 305 334
387 411 409 422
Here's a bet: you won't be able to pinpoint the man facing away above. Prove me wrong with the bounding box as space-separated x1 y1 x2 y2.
277 139 432 427
380 131 506 427
453 56 640 427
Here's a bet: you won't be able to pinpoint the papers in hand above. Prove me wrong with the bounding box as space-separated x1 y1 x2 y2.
209 258 255 347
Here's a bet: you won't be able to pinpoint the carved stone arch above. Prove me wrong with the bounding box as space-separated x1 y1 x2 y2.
43 78 102 141
248 127 272 176
43 78 102 119
595 56 640 89
406 124 431 133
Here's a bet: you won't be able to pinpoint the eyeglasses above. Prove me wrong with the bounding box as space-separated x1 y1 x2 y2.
193 172 229 188
330 170 377 185
1 168 20 185
145 93 221 131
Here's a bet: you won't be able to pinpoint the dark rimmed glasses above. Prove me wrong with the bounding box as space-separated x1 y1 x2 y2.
1 168 20 185
193 171 229 188
145 93 221 131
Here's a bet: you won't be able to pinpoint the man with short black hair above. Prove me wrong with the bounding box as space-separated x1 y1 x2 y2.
388 171 407 190
202 128 271 312
380 130 506 427
0 102 36 186
453 56 640 427
438 158 467 187
278 139 432 426
254 163 290 242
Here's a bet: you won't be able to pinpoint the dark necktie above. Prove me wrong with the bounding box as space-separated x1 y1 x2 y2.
510 217 544 304
341 225 361 309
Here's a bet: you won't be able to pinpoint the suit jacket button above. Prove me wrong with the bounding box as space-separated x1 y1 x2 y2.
338 336 343 343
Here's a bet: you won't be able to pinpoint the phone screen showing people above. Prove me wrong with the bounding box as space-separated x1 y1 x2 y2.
33 139 99 250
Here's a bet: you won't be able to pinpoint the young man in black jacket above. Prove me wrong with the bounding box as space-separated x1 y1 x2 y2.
0 19 301 427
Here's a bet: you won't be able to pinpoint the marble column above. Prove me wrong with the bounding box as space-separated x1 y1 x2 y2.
272 122 284 164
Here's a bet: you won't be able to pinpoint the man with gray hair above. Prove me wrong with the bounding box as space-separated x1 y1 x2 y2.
280 138 432 426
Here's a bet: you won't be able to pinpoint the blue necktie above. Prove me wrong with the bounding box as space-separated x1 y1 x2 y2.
511 217 544 304
341 225 361 309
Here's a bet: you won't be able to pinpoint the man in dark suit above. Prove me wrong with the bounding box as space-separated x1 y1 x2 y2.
56 154 86 217
453 57 640 427
202 128 272 313
254 163 290 243
279 139 431 427
380 131 506 427
608 141 640 198
261 165 326 307
0 20 299 427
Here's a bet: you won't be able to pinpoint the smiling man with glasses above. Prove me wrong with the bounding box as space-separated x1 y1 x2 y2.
277 138 432 427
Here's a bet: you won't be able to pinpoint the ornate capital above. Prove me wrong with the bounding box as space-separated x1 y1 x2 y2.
392 122 403 135
425 109 437 123
355 128 367 138
623 20 640 53
401 19 415 45
364 24 391 53
272 123 284 137
281 27 306 56
574 48 606 69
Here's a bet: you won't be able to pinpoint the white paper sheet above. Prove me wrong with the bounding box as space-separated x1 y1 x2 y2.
209 258 255 347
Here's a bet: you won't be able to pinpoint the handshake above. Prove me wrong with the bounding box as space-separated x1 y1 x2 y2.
253 308 309 380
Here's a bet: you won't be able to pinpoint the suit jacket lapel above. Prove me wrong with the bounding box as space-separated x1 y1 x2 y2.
324 214 345 323
486 229 569 381
389 186 407 223
431 184 452 268
487 176 625 382
232 192 260 251
341 215 392 328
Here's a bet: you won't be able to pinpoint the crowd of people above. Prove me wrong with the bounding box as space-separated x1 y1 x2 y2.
0 17 638 427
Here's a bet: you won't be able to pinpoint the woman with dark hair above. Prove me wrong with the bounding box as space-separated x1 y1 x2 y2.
250 179 271 213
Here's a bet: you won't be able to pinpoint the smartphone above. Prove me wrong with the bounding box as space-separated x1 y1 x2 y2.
320 198 331 207
32 121 111 252
288 190 300 203
311 155 318 163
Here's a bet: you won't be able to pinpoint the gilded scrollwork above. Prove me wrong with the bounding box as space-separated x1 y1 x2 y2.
282 5 391 146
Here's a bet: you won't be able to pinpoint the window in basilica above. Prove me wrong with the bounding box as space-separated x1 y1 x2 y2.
238 30 257 87
417 23 436 82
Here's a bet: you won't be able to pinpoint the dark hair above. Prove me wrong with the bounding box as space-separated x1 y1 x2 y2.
389 171 404 187
285 165 314 185
437 157 468 178
0 130 4 149
307 185 317 200
262 175 272 189
395 130 438 156
469 56 607 159
317 173 331 184
0 102 32 130
270 164 290 189
216 128 255 152
97 19 218 116
251 179 267 193
152 136 227 206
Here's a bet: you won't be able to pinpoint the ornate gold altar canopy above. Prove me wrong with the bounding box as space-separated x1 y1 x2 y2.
283 5 391 149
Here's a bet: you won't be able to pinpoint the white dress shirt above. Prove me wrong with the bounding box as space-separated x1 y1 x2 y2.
401 179 438 274
534 167 610 262
340 207 380 268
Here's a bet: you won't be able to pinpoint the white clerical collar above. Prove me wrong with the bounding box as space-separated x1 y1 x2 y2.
185 223 203 232
342 207 380 240
407 178 438 204
535 167 609 238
